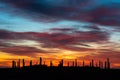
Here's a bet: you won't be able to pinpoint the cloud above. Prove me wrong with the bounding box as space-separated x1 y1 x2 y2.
0 27 109 52
0 0 120 68
89 3 120 26
76 49 120 68
1 0 120 28
0 46 50 56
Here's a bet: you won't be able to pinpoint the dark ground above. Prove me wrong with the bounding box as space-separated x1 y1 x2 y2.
0 66 120 80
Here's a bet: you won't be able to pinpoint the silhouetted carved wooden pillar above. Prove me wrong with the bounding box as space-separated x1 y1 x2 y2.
58 59 63 67
14 61 16 68
12 60 16 68
90 62 92 67
96 63 98 67
40 57 42 66
75 59 77 67
44 61 45 65
72 61 74 67
68 62 69 67
50 60 53 67
99 61 101 68
101 62 103 69
17 59 20 68
107 58 110 69
30 60 32 67
83 60 84 67
12 60 14 68
92 59 94 67
61 59 63 67
22 59 25 67
105 61 107 69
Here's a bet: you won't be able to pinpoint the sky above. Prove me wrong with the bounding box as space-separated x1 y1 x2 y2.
0 0 120 68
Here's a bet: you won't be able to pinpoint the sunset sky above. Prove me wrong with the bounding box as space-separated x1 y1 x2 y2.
0 0 120 68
